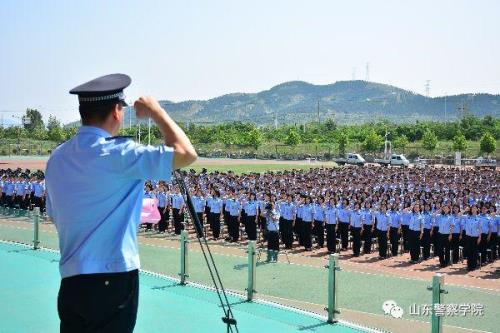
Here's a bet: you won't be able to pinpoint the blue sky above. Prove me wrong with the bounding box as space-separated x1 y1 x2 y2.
1 0 499 123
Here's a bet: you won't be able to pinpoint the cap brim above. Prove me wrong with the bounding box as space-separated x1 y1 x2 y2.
120 100 128 106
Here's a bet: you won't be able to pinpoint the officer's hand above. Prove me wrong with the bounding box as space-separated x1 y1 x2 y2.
134 96 163 118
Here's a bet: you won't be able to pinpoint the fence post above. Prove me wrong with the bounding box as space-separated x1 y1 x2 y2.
179 230 189 285
326 253 340 323
427 273 447 333
33 207 40 250
246 241 257 301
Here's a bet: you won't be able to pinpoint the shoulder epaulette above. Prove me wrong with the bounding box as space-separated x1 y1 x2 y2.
105 136 134 141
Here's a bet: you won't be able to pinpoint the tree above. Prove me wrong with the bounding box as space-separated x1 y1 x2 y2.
422 129 438 152
285 129 301 146
245 128 263 149
393 135 409 150
24 108 44 131
47 115 64 142
362 129 383 153
479 132 496 155
452 132 467 152
338 131 348 156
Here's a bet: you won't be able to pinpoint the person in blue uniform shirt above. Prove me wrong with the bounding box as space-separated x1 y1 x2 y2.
433 205 454 267
337 199 351 251
156 184 170 233
463 205 482 271
265 202 280 262
478 204 492 265
312 196 326 249
400 202 411 252
388 203 401 257
374 203 390 259
243 192 259 241
279 194 296 249
406 204 424 263
450 205 463 264
350 202 364 257
171 186 186 235
325 197 338 254
191 188 206 228
45 74 197 333
361 200 375 254
421 203 433 260
208 189 223 240
301 196 314 251
227 190 242 242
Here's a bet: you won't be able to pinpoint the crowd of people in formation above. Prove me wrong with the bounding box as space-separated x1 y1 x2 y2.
0 168 46 212
141 166 498 271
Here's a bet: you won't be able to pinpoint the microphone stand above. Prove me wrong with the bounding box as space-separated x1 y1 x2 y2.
174 170 238 333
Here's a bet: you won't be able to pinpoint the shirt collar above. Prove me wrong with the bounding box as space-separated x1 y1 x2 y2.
77 126 112 138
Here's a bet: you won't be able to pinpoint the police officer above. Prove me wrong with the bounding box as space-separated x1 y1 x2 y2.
171 186 185 235
280 194 296 249
374 203 390 259
433 206 453 267
337 199 351 251
301 196 314 251
407 204 424 263
388 203 401 256
361 200 375 254
243 193 259 241
312 196 326 248
350 202 364 257
208 190 223 240
265 202 280 262
156 184 170 233
325 197 338 254
192 188 206 227
463 205 482 271
46 74 197 333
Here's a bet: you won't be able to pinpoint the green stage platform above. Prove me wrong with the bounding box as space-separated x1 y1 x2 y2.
0 241 370 333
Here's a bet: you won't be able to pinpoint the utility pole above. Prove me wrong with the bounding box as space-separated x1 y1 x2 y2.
444 94 447 121
317 100 320 125
425 80 431 97
365 62 370 81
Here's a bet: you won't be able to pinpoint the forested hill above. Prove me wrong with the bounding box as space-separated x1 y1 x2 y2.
96 80 500 126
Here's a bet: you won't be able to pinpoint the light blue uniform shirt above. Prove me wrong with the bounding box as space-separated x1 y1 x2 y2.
46 126 174 278
301 204 314 222
5 182 14 196
361 209 374 226
350 210 363 228
313 203 325 222
171 193 184 209
464 216 481 237
435 214 454 234
337 206 350 223
422 212 433 230
34 182 45 197
408 213 423 231
389 211 400 228
156 192 168 208
280 202 296 220
375 212 390 231
229 200 241 217
325 206 337 225
400 211 411 226
192 196 206 213
479 215 492 234
266 209 280 231
243 201 257 217
451 215 463 234
209 198 223 213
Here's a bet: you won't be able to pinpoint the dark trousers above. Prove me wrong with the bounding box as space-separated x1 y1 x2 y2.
389 227 400 256
279 217 285 241
421 229 431 260
210 212 221 239
377 229 388 258
466 235 479 271
326 224 337 252
246 215 257 241
409 230 420 262
295 218 304 245
362 224 373 254
303 222 312 249
267 231 280 251
437 233 451 267
431 226 439 254
313 220 325 248
5 195 13 208
228 215 239 241
173 208 184 235
339 222 349 249
158 207 168 232
282 219 293 248
401 225 409 251
352 227 361 256
461 230 468 258
489 234 498 261
58 270 139 333
479 234 488 264
451 233 460 263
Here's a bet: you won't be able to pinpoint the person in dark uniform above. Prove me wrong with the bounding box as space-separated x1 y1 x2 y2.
46 74 197 333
